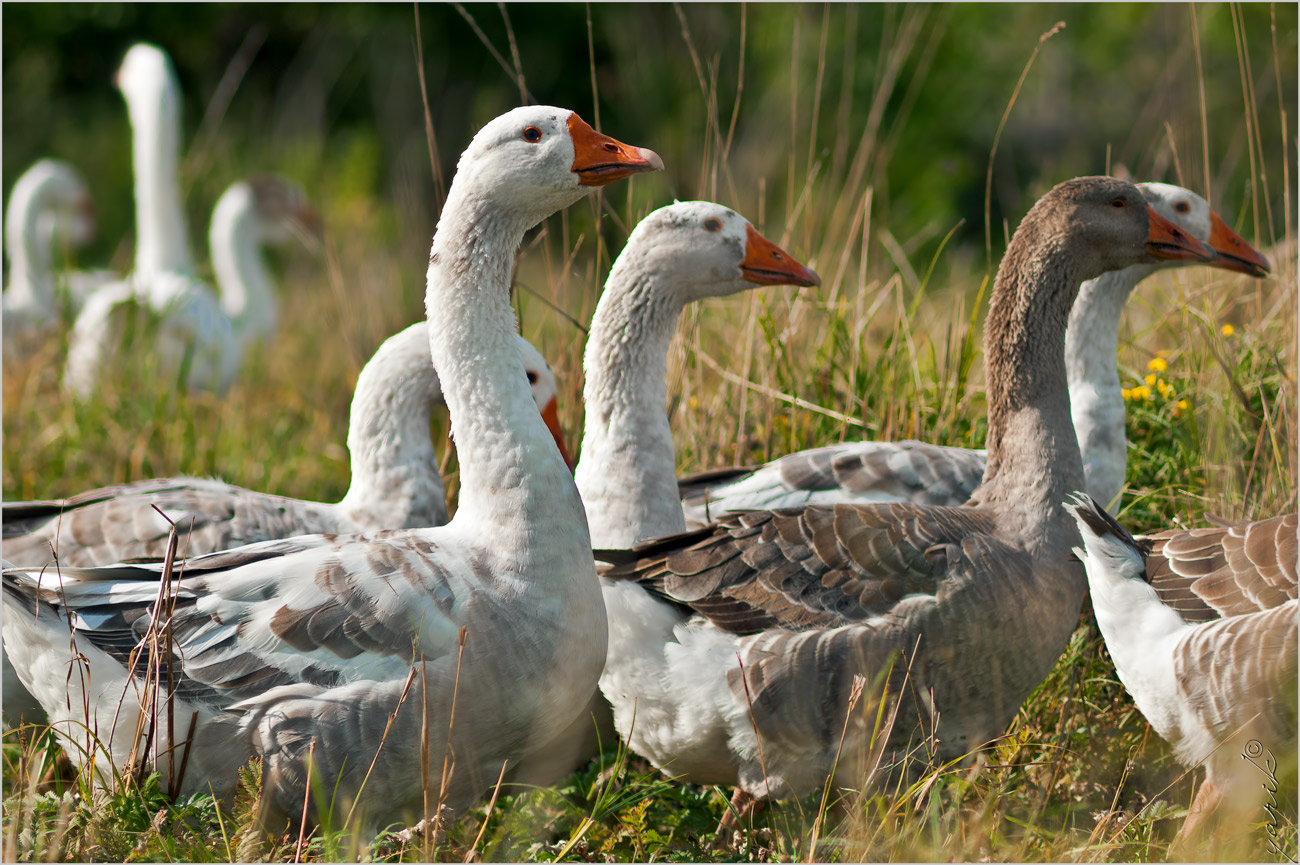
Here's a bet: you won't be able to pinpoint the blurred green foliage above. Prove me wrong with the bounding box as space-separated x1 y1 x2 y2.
3 3 1294 281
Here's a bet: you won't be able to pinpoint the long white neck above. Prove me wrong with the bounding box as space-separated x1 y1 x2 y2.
210 185 277 344
423 183 589 556
1083 539 1190 732
335 323 448 529
1063 265 1152 508
4 181 57 311
128 74 191 280
575 267 687 549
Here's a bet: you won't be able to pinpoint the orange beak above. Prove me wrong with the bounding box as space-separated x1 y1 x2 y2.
568 114 663 187
1145 206 1216 263
539 396 575 473
740 224 821 287
1206 211 1271 278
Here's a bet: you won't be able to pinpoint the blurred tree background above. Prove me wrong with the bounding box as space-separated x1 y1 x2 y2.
4 3 1293 283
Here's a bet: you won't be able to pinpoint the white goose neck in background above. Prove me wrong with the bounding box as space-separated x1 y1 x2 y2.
210 183 278 345
124 52 191 281
336 323 448 529
4 174 58 310
576 266 687 549
423 182 588 552
1064 265 1152 508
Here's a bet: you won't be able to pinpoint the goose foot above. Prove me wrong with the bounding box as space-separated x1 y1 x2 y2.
712 787 765 849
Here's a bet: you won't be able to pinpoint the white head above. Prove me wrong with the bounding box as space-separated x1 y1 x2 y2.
1139 182 1270 278
218 175 321 246
611 201 821 303
448 105 662 231
6 160 96 255
115 43 180 124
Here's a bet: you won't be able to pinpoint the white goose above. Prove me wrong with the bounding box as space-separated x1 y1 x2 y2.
595 177 1216 827
3 105 659 836
679 183 1270 524
3 159 99 355
511 200 820 787
2 323 569 728
1069 497 1296 848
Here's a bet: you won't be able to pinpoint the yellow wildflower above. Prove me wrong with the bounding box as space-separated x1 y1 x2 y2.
1121 388 1132 401
1173 398 1190 418
1147 357 1168 373
1132 385 1152 401
1221 323 1235 337
1144 374 1157 387
1157 380 1174 398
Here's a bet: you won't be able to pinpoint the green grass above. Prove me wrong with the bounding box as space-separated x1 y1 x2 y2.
3 4 1296 862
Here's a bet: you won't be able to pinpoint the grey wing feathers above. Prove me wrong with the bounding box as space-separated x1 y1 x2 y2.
678 441 988 528
3 478 344 568
603 502 995 635
1173 598 1298 748
1147 513 1297 622
2 531 442 714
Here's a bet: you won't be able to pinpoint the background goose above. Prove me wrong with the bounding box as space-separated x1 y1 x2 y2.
3 105 659 837
1069 496 1296 849
63 174 318 397
511 200 820 787
595 177 1216 828
2 324 569 727
679 183 1269 525
3 159 99 355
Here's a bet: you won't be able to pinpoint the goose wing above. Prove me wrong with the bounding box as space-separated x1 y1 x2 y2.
678 442 987 528
4 529 474 714
1173 598 1298 747
1147 513 1297 622
603 502 996 635
3 478 342 568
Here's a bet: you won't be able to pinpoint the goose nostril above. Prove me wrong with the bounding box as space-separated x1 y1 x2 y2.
603 143 620 154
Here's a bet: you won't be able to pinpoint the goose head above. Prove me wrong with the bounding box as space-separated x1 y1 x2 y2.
613 201 821 305
451 106 662 228
115 43 181 129
514 334 574 470
1139 182 1271 278
1022 177 1216 286
240 175 322 246
7 160 97 259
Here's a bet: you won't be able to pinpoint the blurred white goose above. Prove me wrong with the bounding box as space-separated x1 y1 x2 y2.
596 178 1216 826
3 159 99 355
64 174 317 397
511 201 820 787
4 105 660 836
1069 497 1297 847
679 183 1270 525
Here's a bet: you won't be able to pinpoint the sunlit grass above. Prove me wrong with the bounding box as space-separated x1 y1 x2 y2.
3 4 1295 863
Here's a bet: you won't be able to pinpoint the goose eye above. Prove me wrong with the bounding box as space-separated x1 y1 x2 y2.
1112 198 1126 209
522 126 543 143
703 218 722 233
1175 201 1191 214
526 371 539 385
